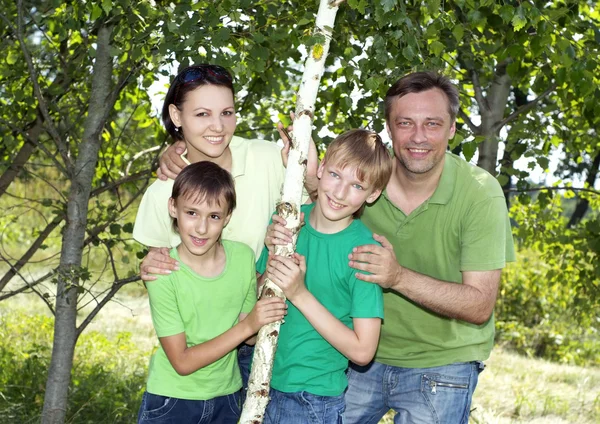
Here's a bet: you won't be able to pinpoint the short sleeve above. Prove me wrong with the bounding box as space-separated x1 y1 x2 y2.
133 182 177 248
146 276 185 337
349 236 384 319
242 253 258 314
461 196 515 271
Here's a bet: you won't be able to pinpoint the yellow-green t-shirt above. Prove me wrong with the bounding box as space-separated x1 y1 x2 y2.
145 241 257 400
133 136 285 258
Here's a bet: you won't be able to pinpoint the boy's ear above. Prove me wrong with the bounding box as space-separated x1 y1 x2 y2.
366 188 383 204
223 213 232 228
168 197 177 218
169 104 182 128
317 161 325 179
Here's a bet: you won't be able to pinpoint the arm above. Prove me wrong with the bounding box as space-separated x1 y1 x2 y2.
348 234 500 325
140 247 179 281
156 140 187 180
267 254 381 366
159 297 286 376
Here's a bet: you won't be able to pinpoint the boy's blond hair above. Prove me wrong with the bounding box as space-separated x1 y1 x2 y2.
323 129 392 193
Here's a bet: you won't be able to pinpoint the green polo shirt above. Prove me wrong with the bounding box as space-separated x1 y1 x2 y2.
361 152 515 368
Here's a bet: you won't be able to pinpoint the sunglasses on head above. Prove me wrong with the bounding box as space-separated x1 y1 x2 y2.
178 65 232 85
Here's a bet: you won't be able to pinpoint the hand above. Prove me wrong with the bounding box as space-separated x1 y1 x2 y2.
244 297 287 333
157 141 187 180
264 213 305 252
277 112 318 175
140 247 180 281
348 234 403 289
267 253 307 301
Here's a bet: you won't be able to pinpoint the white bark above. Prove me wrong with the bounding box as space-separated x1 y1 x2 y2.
239 1 341 422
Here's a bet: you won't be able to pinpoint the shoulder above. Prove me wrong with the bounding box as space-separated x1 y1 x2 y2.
143 178 175 198
350 219 380 244
224 240 255 262
231 136 282 158
448 153 504 200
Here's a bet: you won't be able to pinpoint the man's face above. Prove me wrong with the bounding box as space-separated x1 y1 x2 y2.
386 88 456 177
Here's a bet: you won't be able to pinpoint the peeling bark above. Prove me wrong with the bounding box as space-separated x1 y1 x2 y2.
239 1 341 422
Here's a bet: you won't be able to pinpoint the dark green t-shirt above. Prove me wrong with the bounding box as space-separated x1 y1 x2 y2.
362 152 516 368
257 203 383 396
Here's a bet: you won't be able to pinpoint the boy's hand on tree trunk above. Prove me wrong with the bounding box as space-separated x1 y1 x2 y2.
266 253 307 302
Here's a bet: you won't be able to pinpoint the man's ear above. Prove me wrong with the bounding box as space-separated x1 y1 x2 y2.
386 121 392 140
169 104 182 128
168 197 178 218
317 160 326 179
449 120 456 139
366 189 382 204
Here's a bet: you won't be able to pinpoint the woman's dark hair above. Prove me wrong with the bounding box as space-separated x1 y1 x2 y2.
162 64 235 141
170 161 236 231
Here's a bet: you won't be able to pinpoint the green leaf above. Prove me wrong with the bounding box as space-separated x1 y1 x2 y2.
498 5 514 24
452 24 464 42
429 40 445 57
381 0 397 13
6 50 17 65
512 7 527 31
109 224 121 235
123 223 134 233
463 142 477 162
365 77 380 92
91 4 102 21
101 0 112 15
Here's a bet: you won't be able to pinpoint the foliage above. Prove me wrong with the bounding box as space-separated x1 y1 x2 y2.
0 309 147 423
495 194 600 366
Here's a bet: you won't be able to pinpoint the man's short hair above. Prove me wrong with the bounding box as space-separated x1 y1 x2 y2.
170 161 236 231
384 71 459 122
323 128 393 194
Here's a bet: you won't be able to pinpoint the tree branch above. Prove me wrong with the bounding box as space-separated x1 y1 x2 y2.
458 109 479 134
15 0 71 170
492 83 557 132
75 275 140 337
504 186 600 195
471 70 488 112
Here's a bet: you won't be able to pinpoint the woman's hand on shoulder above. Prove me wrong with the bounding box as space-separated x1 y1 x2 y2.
157 141 187 180
140 247 179 282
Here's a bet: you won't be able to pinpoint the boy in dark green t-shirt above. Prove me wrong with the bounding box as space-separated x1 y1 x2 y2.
257 129 393 424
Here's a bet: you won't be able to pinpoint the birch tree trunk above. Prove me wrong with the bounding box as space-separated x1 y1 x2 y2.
240 1 342 422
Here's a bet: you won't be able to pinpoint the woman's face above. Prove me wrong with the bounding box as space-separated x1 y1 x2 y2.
169 84 237 163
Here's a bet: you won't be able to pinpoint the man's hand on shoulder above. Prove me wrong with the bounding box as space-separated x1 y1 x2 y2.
140 247 179 281
348 233 403 290
157 141 187 181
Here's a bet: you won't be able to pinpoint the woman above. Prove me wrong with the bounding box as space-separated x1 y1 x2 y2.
134 63 316 389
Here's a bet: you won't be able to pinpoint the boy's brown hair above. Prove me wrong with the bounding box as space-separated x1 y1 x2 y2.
170 161 236 231
322 129 393 217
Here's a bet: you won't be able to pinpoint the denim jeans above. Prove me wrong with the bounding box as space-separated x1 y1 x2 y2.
238 343 254 403
344 361 484 424
264 389 345 424
137 391 241 423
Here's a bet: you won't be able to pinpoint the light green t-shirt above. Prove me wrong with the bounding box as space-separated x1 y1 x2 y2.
257 203 384 396
361 152 516 368
133 136 285 258
145 240 257 400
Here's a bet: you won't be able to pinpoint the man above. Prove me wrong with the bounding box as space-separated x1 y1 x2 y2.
345 71 515 423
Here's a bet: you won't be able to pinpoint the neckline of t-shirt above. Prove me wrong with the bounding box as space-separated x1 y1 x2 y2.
303 203 358 239
171 242 230 281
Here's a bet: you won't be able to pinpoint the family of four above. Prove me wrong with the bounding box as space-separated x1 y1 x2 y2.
132 64 514 424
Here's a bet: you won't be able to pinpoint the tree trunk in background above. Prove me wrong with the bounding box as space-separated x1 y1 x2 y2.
567 152 600 228
240 1 341 422
476 62 512 175
41 24 115 424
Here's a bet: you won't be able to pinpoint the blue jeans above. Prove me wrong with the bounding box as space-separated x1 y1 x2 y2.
264 389 345 424
238 343 254 388
137 391 241 423
344 361 484 424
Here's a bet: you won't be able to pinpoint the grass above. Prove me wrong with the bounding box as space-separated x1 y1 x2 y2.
1 293 599 424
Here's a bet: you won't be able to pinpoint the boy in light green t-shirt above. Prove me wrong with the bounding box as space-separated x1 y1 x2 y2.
138 161 286 424
256 129 393 424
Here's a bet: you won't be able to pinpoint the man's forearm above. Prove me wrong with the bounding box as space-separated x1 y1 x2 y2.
390 268 500 325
